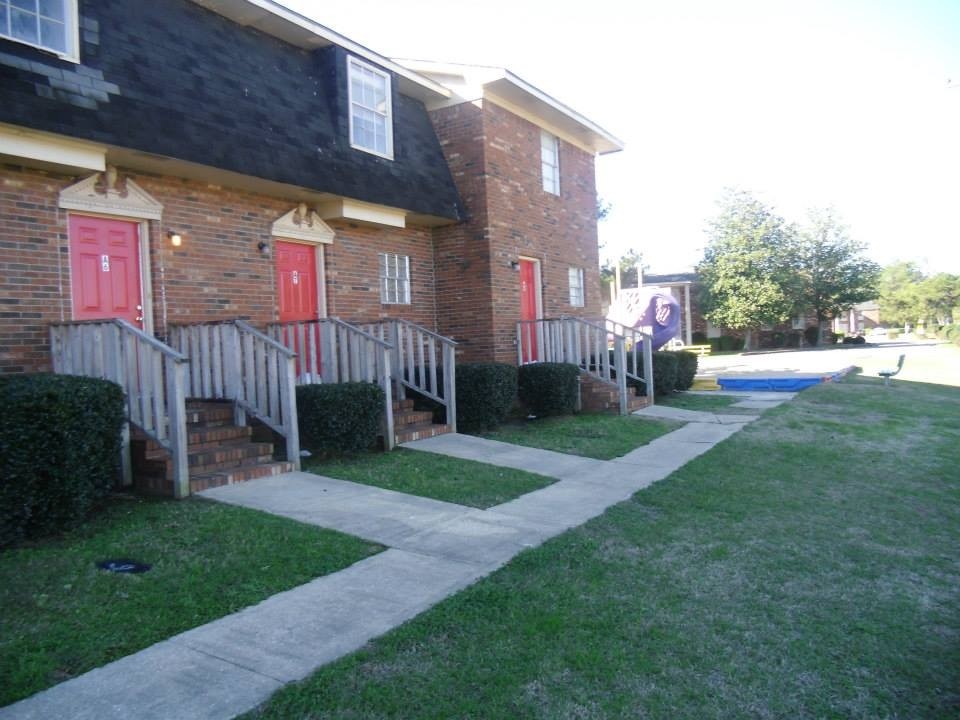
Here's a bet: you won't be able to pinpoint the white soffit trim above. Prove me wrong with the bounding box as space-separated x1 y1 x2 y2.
272 204 335 243
188 0 450 102
396 60 624 155
59 172 163 220
317 198 406 229
0 124 105 172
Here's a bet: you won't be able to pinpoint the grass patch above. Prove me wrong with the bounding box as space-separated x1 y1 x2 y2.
304 449 554 508
479 413 680 460
0 495 382 706
247 376 960 719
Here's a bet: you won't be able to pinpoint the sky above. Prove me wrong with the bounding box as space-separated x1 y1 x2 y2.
284 0 960 274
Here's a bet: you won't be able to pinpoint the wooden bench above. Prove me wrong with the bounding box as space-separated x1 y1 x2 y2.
879 354 905 386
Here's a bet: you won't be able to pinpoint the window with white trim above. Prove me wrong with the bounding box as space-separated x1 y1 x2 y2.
0 0 77 60
792 314 805 330
348 56 393 159
541 130 560 195
379 253 410 304
568 267 584 307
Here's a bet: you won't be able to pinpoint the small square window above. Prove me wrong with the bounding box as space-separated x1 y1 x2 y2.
0 0 77 60
348 56 393 159
541 130 560 195
379 252 410 304
792 314 805 330
568 267 584 307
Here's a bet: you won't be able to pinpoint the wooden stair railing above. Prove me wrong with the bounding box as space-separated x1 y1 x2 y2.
268 318 395 450
516 316 655 414
50 319 191 497
358 318 458 434
168 320 301 469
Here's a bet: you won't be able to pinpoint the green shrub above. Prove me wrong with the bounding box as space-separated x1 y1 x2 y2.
518 362 579 417
651 351 679 396
786 331 802 348
803 326 820 346
455 363 517 432
296 382 384 455
718 335 744 352
888 329 900 340
0 374 124 548
691 331 708 344
673 351 698 391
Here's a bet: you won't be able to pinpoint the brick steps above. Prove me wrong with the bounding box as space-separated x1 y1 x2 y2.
133 400 292 496
391 397 453 444
580 373 650 413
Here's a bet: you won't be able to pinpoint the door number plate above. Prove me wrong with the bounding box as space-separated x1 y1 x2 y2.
292 270 299 285
101 254 110 272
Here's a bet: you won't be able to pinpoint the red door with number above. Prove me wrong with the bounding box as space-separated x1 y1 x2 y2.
69 215 143 328
276 241 322 377
519 258 540 362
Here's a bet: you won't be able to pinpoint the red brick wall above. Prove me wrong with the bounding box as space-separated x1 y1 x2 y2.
429 100 602 363
0 165 438 374
429 103 496 361
0 165 69 373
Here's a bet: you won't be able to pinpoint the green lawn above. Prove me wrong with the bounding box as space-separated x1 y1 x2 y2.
0 496 382 706
656 392 757 413
304 448 554 508
247 376 960 719
479 413 680 459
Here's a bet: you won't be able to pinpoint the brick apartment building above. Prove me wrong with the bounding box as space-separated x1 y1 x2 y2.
0 0 622 374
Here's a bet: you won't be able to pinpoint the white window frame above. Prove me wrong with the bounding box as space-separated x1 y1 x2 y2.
348 55 394 160
379 252 410 305
0 0 79 62
568 267 584 307
541 130 560 195
792 314 805 330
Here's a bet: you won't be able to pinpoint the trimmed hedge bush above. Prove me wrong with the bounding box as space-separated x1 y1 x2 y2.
454 363 518 432
1 374 124 548
803 326 820 346
518 362 579 417
709 335 745 352
651 351 679 396
297 382 384 455
673 350 698 391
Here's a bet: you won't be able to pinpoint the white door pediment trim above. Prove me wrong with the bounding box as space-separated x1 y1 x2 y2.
272 204 335 244
58 171 163 220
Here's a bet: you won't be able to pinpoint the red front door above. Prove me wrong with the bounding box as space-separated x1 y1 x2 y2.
519 258 540 362
277 241 319 323
276 241 322 377
69 215 143 328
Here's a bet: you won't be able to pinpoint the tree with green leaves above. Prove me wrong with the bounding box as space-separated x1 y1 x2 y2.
878 261 925 327
794 208 880 342
879 263 960 327
697 190 798 349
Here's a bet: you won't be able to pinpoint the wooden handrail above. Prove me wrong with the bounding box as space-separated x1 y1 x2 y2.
50 319 190 497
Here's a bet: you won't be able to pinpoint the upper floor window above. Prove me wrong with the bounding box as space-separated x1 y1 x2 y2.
348 56 393 159
568 267 584 307
379 252 410 304
541 130 560 195
0 0 77 61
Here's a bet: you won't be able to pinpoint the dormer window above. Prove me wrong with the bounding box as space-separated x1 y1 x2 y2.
541 130 560 195
348 56 393 159
0 0 78 61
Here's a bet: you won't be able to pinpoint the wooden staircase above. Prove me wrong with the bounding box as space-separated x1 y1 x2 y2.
133 401 295 496
579 373 650 413
393 398 453 444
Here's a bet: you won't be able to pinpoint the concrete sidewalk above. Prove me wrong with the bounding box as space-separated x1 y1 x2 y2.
1 416 764 720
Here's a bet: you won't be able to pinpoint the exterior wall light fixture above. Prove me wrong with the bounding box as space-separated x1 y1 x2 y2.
257 241 270 256
167 231 183 247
